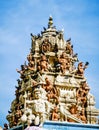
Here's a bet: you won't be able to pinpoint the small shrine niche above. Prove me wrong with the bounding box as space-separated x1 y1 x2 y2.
40 39 52 53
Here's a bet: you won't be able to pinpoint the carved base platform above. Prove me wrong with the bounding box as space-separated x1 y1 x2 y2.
8 121 99 130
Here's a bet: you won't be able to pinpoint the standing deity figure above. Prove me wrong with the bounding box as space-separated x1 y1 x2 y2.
66 40 73 55
51 106 59 121
27 53 35 71
37 55 48 72
76 81 89 108
58 52 70 74
25 87 50 125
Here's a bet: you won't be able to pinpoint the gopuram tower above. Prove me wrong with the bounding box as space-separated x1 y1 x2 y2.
6 16 99 129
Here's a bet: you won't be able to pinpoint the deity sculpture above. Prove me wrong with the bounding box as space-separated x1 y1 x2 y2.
37 55 48 72
42 77 53 92
68 104 79 122
76 81 90 107
58 52 70 74
66 39 73 55
76 62 89 77
24 87 50 125
51 106 59 121
6 17 99 128
16 65 27 79
41 39 51 53
79 108 87 123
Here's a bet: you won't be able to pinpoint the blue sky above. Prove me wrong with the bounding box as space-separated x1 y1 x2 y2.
0 0 99 127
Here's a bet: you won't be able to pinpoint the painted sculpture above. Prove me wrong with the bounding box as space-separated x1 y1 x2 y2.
6 16 99 128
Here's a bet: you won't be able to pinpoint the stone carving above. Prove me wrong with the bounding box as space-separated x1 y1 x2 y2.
37 55 48 72
79 108 87 123
75 62 89 77
51 106 59 121
66 38 73 55
76 81 90 107
59 104 82 123
16 65 27 79
59 89 76 103
40 39 52 53
6 17 99 129
58 52 70 74
22 87 50 126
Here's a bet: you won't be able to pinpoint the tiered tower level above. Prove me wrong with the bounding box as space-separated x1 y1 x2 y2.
6 17 99 128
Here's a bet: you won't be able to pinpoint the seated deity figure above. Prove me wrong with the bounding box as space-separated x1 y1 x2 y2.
41 39 51 53
58 52 70 74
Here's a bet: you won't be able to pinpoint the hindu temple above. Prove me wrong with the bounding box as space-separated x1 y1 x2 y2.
6 16 99 130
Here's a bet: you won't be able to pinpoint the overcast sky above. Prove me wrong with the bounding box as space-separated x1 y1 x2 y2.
0 0 99 127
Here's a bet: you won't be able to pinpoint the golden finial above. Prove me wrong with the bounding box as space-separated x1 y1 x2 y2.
48 15 53 28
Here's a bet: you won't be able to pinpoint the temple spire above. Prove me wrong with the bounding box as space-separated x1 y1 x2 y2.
6 17 99 128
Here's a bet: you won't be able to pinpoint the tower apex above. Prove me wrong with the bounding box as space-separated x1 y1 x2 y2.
48 16 53 28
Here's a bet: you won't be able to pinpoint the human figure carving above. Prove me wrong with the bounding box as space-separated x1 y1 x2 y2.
77 87 87 106
15 105 22 120
76 81 89 107
43 77 53 92
47 87 59 104
76 62 89 77
79 108 87 123
41 39 51 53
27 53 35 71
27 62 35 71
68 105 79 122
52 106 59 121
58 52 70 74
27 53 33 63
37 55 48 72
66 39 73 55
25 87 50 125
16 65 26 79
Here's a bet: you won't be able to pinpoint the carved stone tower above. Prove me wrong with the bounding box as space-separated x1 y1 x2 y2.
6 16 99 128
